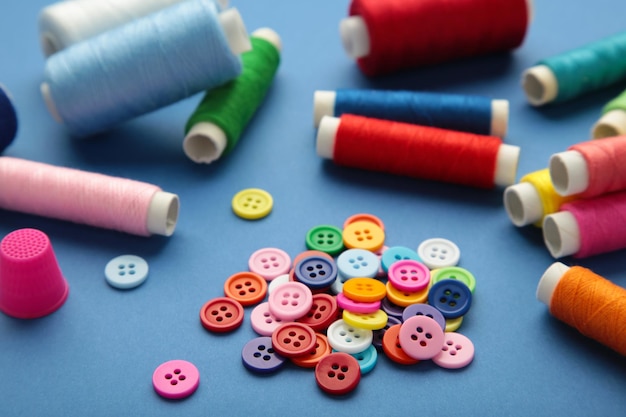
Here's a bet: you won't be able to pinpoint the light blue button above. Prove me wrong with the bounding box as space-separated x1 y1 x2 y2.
333 345 378 374
336 248 380 280
381 246 421 272
105 255 149 289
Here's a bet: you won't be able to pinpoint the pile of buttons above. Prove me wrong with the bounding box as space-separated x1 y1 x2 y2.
199 213 476 396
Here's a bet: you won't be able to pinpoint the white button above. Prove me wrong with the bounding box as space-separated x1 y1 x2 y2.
268 273 290 295
417 238 460 269
326 319 373 354
105 255 149 289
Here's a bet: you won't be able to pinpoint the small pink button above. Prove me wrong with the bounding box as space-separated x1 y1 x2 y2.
268 282 313 320
248 247 291 281
387 259 430 292
432 332 475 369
336 292 380 314
398 315 445 360
250 301 286 336
152 360 200 399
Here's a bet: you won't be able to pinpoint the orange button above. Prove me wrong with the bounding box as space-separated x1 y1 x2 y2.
224 271 267 306
342 220 385 251
385 281 429 307
343 277 386 303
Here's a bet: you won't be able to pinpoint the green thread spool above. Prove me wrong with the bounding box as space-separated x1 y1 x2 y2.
522 31 626 106
184 28 281 163
592 88 626 139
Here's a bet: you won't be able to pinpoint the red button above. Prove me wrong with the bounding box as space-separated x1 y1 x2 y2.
296 293 338 331
224 271 267 306
315 352 361 395
199 297 244 333
271 322 316 358
291 333 332 368
382 324 420 365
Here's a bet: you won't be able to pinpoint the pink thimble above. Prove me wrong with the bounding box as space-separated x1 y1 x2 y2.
0 228 69 318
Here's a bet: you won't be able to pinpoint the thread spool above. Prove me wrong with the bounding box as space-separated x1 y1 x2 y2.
549 135 626 198
183 28 281 164
503 168 579 227
592 89 626 139
537 262 626 356
38 0 229 57
313 90 509 138
0 85 18 154
340 0 531 76
316 115 519 188
0 157 179 237
41 0 251 138
523 31 626 106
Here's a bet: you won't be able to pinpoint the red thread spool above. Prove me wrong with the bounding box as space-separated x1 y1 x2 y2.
316 115 520 188
340 0 531 76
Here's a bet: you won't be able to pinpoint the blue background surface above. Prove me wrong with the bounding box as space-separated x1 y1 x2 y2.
1 1 626 416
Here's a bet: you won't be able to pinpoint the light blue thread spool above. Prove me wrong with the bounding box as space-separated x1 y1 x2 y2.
41 0 250 138
523 31 626 106
313 89 508 138
0 86 18 153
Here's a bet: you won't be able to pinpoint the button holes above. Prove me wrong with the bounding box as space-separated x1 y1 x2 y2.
306 266 314 271
425 333 432 339
442 346 449 352
211 310 219 316
444 289 452 295
270 256 277 261
449 301 457 307
316 264 323 269
291 301 298 306
345 337 352 343
401 275 408 281
416 326 423 333
326 239 334 244
174 369 181 374
216 317 223 322
239 290 247 296
265 318 272 324
263 355 272 361
456 345 462 350
282 292 290 298
319 271 326 276
337 374 346 381
453 293 461 299
165 374 172 379
314 313 322 319
263 265 270 269
354 334 361 339
235 284 243 289
353 265 360 270
118 271 126 276
272 263 279 267
394 255 401 260
355 354 364 360
255 199 262 204
249 288 256 293
426 314 433 318
170 380 178 385
366 236 372 240
361 262 368 267
339 331 347 336
118 265 125 269
129 263 135 268
446 340 454 345
293 342 301 348
411 335 418 341
420 341 427 347
432 247 439 252
440 297 447 303
416 312 423 316
318 305 325 312
341 366 349 372
268 348 275 354
430 254 437 258
317 240 324 245
129 270 135 275
326 233 334 238
225 312 232 318
309 273 317 278
288 331 297 337
283 338 291 344
364 229 370 234
293 293 300 299
441 249 448 254
244 281 252 287
178 375 186 381
332 364 340 370
349 259 355 264
355 231 361 236
263 312 271 318
439 255 446 260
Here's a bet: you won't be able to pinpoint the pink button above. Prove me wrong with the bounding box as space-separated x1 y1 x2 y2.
387 259 430 292
152 360 200 399
248 247 291 281
250 301 286 336
268 282 313 320
432 332 475 369
398 315 445 360
336 292 380 314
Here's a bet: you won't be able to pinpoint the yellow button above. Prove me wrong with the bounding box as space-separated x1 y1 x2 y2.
445 316 463 332
343 278 386 303
342 220 385 251
232 188 273 220
385 281 428 307
342 309 388 330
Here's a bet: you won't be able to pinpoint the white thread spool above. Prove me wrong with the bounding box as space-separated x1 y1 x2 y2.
592 109 626 139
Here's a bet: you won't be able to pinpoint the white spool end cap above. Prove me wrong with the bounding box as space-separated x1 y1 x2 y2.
40 82 62 123
251 27 282 52
219 8 252 55
490 99 509 138
147 191 180 237
503 182 543 227
592 109 626 139
542 211 580 258
339 16 370 59
316 116 340 159
494 144 520 187
314 91 337 128
183 122 228 164
536 261 570 306
522 65 558 106
549 150 588 196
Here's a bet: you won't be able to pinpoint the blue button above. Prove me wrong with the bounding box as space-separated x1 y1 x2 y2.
294 256 337 289
402 303 445 331
349 345 378 374
372 315 401 350
336 248 380 279
381 246 421 272
428 279 472 319
104 255 149 289
380 297 404 320
241 336 286 374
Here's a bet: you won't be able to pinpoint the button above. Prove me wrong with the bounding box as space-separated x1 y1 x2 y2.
381 246 421 272
296 293 338 332
402 303 445 331
446 316 464 332
292 250 334 267
268 281 313 320
152 360 200 399
326 319 373 354
336 248 380 279
431 266 476 293
241 336 286 373
223 271 267 306
336 292 380 314
428 279 472 319
399 315 446 360
232 188 273 220
343 213 385 231
248 248 291 281
330 276 343 295
342 220 385 251
374 245 388 278
104 255 148 289
417 238 460 269
342 309 388 330
268 273 290 295
271 322 317 358
372 316 401 350
387 259 430 292
250 302 285 336
199 297 244 333
432 332 475 369
292 333 332 368
305 225 344 256
385 281 428 307
342 277 387 303
348 344 378 375
294 256 337 289
315 352 361 395
381 324 419 365
380 297 405 320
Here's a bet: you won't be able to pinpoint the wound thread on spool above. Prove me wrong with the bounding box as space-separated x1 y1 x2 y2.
316 115 520 188
340 0 530 76
0 157 179 237
523 31 626 106
549 135 626 198
313 89 509 138
183 28 281 164
543 190 626 258
41 0 251 138
0 85 18 154
537 262 626 356
592 88 626 139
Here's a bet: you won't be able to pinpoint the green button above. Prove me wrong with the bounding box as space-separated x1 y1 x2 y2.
431 266 476 293
305 225 344 256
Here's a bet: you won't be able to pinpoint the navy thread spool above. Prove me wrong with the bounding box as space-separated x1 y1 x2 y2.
41 0 251 138
0 86 18 154
313 89 509 138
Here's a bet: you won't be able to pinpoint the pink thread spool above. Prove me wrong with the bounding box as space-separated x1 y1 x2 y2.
0 228 69 319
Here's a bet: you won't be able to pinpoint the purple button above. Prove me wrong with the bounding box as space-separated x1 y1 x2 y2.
402 303 445 331
241 336 286 373
372 315 401 350
381 297 404 320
